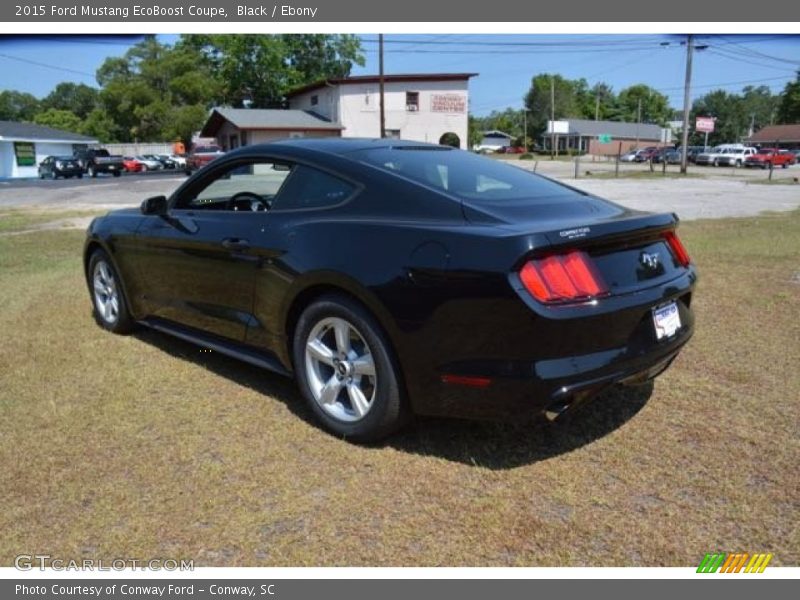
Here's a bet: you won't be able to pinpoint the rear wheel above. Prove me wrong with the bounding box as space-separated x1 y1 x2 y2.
293 295 408 442
87 250 134 334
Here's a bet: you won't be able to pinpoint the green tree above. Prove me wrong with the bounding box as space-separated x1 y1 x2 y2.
0 90 40 121
81 108 118 143
690 90 747 145
523 74 585 138
96 36 220 144
179 34 364 108
41 82 99 119
616 84 672 126
32 108 83 133
777 73 800 123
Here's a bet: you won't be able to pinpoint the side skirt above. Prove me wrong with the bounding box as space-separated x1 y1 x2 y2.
139 317 293 378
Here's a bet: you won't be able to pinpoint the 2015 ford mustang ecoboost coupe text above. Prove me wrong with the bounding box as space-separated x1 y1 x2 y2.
84 139 697 441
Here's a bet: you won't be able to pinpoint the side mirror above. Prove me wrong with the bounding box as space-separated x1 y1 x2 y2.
141 195 168 216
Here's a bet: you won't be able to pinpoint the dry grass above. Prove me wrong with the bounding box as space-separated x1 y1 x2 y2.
0 210 798 567
0 209 104 234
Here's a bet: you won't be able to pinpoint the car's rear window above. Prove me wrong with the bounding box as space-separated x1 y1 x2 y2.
352 147 575 203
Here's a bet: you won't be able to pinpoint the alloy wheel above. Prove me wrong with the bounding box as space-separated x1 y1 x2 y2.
92 260 120 325
304 317 377 422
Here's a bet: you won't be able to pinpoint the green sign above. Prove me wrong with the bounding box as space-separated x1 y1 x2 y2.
14 142 36 167
598 134 612 144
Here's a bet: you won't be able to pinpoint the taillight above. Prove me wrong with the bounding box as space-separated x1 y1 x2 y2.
664 231 691 267
520 250 608 304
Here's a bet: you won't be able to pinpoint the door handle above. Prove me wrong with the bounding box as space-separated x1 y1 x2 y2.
221 238 250 251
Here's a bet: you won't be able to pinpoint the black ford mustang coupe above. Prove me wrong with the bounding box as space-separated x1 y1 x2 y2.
84 139 696 441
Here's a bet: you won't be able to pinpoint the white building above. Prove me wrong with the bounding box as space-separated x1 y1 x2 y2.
0 121 97 179
476 130 514 152
284 73 476 149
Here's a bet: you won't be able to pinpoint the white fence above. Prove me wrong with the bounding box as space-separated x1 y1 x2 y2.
102 143 175 156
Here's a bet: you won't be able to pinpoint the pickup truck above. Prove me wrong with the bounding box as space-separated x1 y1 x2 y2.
184 145 224 175
73 148 124 178
744 148 797 169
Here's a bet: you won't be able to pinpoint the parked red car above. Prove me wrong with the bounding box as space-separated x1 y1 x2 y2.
634 147 661 162
744 148 797 169
122 157 143 172
496 145 526 154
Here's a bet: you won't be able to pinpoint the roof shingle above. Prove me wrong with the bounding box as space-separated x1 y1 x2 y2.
0 120 97 143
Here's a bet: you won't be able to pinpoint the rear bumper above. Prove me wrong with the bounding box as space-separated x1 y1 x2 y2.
403 268 697 421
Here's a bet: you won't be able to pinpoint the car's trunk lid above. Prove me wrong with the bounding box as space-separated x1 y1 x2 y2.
463 193 686 297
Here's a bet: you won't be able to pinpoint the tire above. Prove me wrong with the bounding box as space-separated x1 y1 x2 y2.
88 166 96 178
293 294 408 442
87 249 135 334
112 171 121 177
736 159 742 167
78 173 83 179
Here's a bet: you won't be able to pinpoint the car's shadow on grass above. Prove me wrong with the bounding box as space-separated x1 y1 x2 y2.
133 327 653 470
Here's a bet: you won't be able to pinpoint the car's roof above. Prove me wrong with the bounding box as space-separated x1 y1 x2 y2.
235 137 453 158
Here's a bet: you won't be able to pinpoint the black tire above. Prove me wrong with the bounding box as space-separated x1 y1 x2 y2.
77 173 83 179
112 171 121 177
87 249 135 334
292 294 409 442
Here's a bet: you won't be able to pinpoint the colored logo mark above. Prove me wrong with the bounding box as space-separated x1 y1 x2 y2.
697 552 773 573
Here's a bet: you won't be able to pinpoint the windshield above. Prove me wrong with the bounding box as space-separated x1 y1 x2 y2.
352 147 576 203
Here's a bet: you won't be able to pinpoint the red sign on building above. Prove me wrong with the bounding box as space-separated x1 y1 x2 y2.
430 94 466 113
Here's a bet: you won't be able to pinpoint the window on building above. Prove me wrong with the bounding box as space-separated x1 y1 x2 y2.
310 95 319 106
406 91 420 112
385 129 401 139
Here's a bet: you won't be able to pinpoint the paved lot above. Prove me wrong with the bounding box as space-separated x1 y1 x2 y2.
1 164 799 221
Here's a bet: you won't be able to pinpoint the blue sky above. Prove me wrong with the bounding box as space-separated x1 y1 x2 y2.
1 34 798 116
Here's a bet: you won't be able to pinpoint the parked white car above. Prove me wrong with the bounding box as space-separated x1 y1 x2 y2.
169 154 187 168
134 156 163 171
619 151 639 162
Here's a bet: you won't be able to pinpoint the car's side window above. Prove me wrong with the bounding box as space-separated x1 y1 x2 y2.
175 160 295 212
271 165 356 211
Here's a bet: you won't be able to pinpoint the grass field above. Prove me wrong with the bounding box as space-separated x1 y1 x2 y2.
0 209 798 567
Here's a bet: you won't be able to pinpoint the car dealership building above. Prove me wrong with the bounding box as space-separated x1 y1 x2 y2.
201 73 476 151
0 121 97 179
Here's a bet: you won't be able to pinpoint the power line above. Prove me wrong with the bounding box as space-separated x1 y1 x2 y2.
0 52 96 78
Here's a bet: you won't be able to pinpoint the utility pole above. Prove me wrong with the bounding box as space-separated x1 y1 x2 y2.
550 76 555 158
679 34 694 174
595 93 600 121
635 97 642 148
379 33 386 139
522 109 528 150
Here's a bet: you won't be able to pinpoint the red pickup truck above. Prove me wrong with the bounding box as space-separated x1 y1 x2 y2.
744 148 797 169
184 144 224 175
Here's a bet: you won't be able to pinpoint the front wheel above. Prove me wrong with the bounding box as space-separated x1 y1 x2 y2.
293 295 408 442
87 250 135 334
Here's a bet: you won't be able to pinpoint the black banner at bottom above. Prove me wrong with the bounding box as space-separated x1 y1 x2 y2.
2 579 797 600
